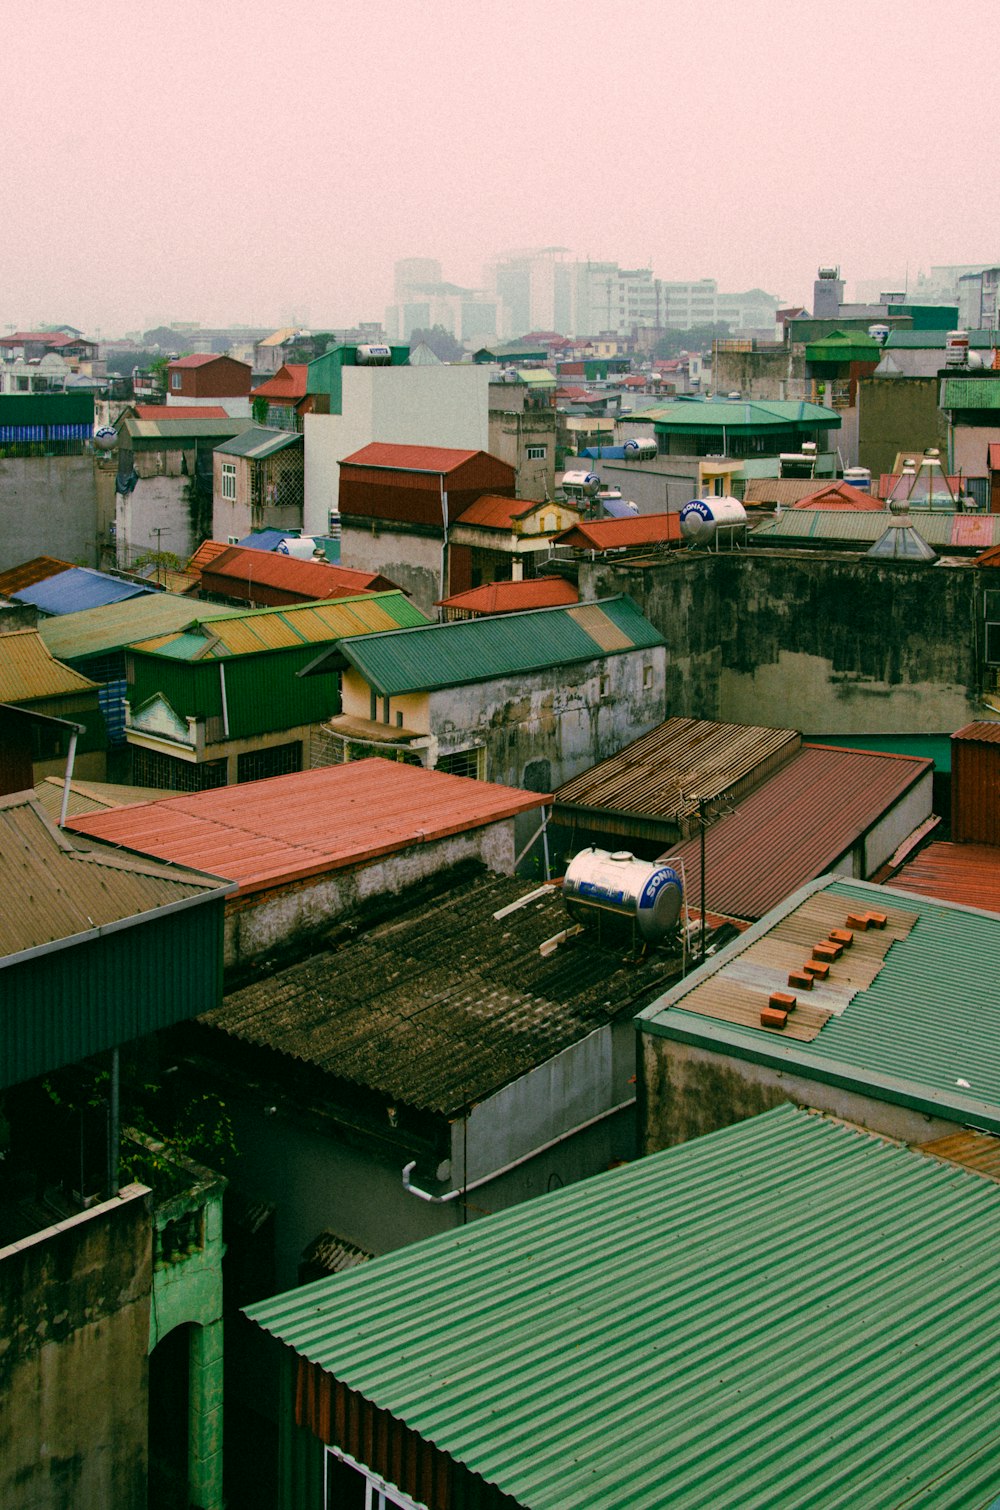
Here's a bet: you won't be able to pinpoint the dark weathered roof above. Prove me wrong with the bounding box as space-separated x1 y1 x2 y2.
201 868 677 1114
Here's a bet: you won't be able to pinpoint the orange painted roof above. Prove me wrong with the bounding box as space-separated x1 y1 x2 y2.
438 578 579 614
188 539 232 572
555 514 681 550
455 494 551 530
134 405 229 420
67 761 547 896
789 482 884 512
340 442 481 474
202 547 396 598
892 841 1000 913
251 364 309 400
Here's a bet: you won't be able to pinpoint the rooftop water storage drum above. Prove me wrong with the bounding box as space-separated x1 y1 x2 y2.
679 496 747 546
562 846 683 944
356 344 393 365
622 437 657 461
843 466 871 493
562 470 601 497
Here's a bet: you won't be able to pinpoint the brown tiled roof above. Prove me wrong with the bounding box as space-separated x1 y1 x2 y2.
197 866 678 1115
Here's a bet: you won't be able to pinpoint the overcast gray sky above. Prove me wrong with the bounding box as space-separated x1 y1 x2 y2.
5 0 996 336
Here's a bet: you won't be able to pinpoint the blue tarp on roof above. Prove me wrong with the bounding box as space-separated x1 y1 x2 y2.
236 530 291 552
13 568 155 616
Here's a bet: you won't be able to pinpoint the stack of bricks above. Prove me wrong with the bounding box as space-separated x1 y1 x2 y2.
762 909 887 1031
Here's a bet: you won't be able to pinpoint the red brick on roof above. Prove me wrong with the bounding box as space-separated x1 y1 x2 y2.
200 547 399 604
555 514 681 551
437 578 579 615
66 761 548 895
340 443 482 474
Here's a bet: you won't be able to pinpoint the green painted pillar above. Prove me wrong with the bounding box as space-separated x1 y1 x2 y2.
189 1318 224 1510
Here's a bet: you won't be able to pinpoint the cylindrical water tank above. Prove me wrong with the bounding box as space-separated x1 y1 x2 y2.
843 467 871 493
679 497 748 545
623 437 657 461
868 324 890 346
356 344 393 365
277 537 318 559
562 847 683 943
562 470 601 496
945 331 970 367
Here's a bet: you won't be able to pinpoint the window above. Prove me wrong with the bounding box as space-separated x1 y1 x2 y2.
236 741 302 783
526 445 546 460
324 1447 427 1510
436 745 484 780
171 372 182 390
643 663 654 690
221 462 236 500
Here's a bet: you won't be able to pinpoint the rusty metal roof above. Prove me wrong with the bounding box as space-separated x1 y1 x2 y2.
131 591 426 660
554 718 800 834
0 556 73 596
953 721 1000 744
202 547 395 600
37 592 234 663
891 840 1000 913
663 745 932 921
453 494 550 529
919 1129 1000 1182
554 514 682 550
437 578 579 615
33 777 167 822
66 761 547 896
0 629 98 703
0 792 228 963
340 442 482 474
201 867 677 1114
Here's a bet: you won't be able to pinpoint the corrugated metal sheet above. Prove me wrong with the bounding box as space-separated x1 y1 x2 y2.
133 405 229 420
201 548 393 602
189 539 233 571
338 596 664 696
663 745 931 920
133 592 427 661
743 478 828 506
13 568 155 616
920 1129 1000 1181
554 717 800 836
454 494 545 529
247 1106 1000 1510
0 629 98 702
750 510 1000 550
340 443 481 473
555 514 681 550
118 416 251 443
892 841 1000 912
67 761 547 897
0 556 73 596
643 875 1000 1131
37 592 233 662
213 427 302 459
438 579 579 615
203 868 673 1115
941 377 1000 409
33 777 167 821
952 724 1000 844
789 483 884 511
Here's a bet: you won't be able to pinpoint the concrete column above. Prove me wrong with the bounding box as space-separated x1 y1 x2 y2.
188 1318 224 1510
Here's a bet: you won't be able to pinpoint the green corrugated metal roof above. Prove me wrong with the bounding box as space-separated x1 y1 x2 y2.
805 330 881 362
213 426 302 459
0 392 94 425
885 329 997 350
641 876 1000 1132
629 398 840 430
337 596 664 695
515 368 556 387
246 1104 1000 1510
38 593 232 662
941 377 1000 409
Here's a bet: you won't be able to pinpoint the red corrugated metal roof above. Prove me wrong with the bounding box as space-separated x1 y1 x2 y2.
134 404 229 420
555 514 681 550
976 543 1000 566
892 841 1000 912
67 762 547 896
951 516 996 548
953 722 1000 744
202 548 396 598
188 539 232 572
168 354 235 369
988 444 1000 472
0 331 79 347
663 745 933 921
251 364 309 400
340 443 481 474
455 494 548 529
790 482 884 512
437 579 579 614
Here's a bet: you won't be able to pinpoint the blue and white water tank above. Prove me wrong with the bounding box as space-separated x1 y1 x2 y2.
679 496 748 545
562 847 683 943
562 469 601 497
843 467 871 493
623 437 658 462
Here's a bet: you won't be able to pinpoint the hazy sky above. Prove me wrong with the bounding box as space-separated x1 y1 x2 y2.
5 0 997 337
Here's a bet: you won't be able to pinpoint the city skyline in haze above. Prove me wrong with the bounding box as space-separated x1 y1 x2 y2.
6 0 997 337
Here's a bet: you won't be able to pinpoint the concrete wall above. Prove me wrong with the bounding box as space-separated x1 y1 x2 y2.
0 454 99 570
640 1033 961 1153
0 1185 152 1510
117 471 204 564
426 646 667 790
303 366 489 537
580 552 980 736
340 520 443 617
488 403 557 500
223 819 518 966
857 377 947 479
952 422 1000 479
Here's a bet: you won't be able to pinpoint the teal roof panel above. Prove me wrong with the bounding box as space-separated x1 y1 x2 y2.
247 1105 1000 1510
336 596 664 695
628 398 840 431
941 377 1000 409
641 876 1000 1132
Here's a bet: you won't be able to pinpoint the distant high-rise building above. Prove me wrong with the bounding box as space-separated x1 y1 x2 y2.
486 249 573 337
386 258 499 345
574 263 658 337
393 258 443 299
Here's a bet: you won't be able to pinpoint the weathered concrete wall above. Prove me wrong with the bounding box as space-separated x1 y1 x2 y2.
224 819 517 966
712 346 805 400
427 647 667 790
857 376 947 479
0 454 99 570
117 471 204 565
0 1185 152 1510
640 1033 960 1152
340 519 443 617
580 552 980 735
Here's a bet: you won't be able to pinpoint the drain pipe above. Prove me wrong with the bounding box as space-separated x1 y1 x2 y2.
402 1162 463 1203
58 723 85 828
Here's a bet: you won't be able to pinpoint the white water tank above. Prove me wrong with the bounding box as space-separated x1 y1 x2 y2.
623 437 657 461
562 470 601 496
562 847 683 943
679 496 748 545
356 344 392 365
